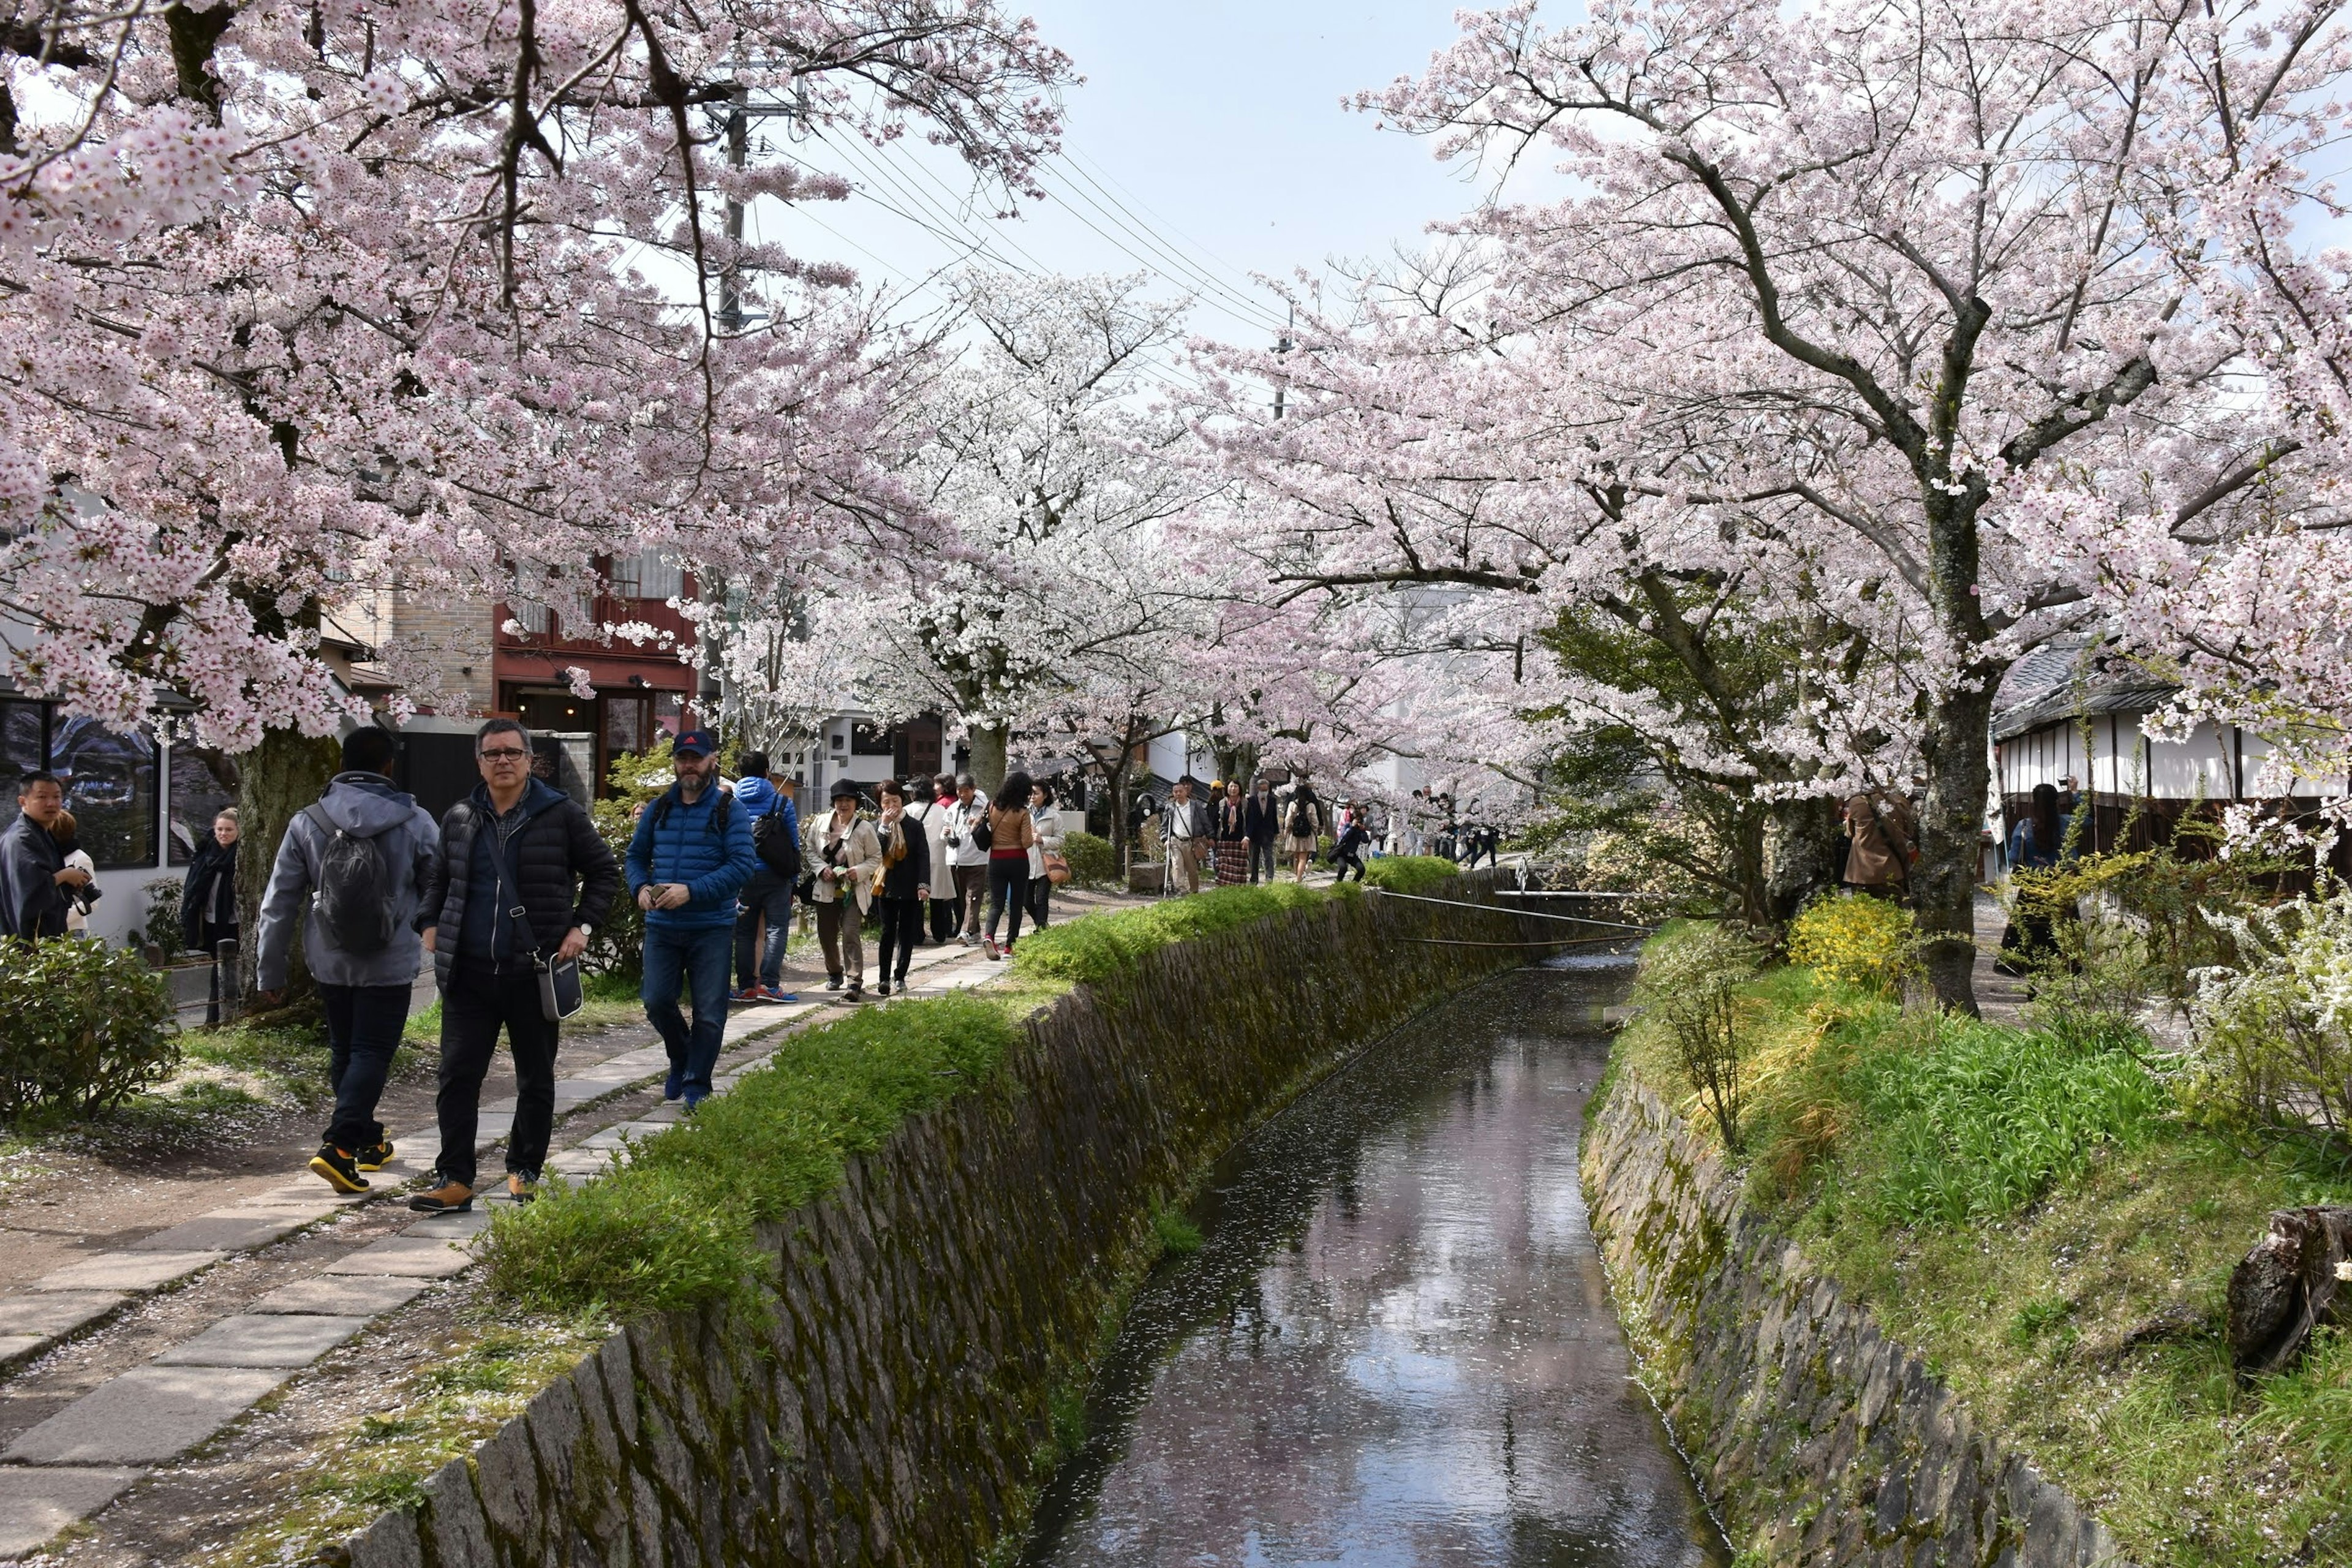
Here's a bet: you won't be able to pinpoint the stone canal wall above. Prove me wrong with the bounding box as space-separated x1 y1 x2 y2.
1583 1076 2129 1568
341 880 1555 1568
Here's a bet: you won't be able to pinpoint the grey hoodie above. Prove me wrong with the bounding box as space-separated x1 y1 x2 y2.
254 771 440 990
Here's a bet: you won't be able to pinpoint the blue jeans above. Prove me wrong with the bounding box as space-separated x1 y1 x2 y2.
733 871 793 989
642 923 733 1102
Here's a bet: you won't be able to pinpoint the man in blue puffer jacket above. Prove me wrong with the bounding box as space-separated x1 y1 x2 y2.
625 729 759 1108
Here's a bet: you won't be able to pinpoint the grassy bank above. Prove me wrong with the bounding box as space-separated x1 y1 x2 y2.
483 874 1475 1317
1613 927 2352 1567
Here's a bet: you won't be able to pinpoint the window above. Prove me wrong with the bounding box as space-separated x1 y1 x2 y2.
604 695 646 758
0 700 45 840
50 714 156 869
167 744 239 865
611 550 683 602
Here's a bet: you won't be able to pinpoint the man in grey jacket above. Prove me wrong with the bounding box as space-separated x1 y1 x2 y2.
254 726 440 1193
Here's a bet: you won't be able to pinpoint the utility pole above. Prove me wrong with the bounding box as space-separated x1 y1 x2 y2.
718 86 749 335
1272 302 1295 420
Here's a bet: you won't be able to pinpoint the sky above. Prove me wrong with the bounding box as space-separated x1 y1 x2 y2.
747 2 1525 355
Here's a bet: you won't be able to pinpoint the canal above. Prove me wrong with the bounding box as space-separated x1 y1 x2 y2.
1023 953 1730 1567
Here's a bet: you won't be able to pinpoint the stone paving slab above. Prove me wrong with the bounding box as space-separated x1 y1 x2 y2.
28 1253 224 1294
155 1314 371 1369
0 1464 140 1555
0 1292 129 1338
124 1212 314 1253
248 1275 432 1316
407 1210 492 1238
0 1336 45 1365
322 1237 471 1280
2 1366 287 1464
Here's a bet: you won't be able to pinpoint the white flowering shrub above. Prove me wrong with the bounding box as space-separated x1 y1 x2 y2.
2190 884 2352 1140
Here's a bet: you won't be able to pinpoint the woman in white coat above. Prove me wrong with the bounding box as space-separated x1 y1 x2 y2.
804 778 883 1001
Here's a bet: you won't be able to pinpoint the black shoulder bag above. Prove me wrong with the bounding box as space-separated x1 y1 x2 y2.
481 808 584 1022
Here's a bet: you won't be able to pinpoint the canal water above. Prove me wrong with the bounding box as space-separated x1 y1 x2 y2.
1023 954 1730 1568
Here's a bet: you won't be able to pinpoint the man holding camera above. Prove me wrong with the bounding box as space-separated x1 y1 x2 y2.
1 772 88 938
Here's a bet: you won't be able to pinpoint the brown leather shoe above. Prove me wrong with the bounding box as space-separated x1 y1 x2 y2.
507 1172 537 1204
406 1180 473 1214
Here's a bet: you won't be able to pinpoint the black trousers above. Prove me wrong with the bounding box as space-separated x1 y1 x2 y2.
876 897 924 982
985 858 1029 944
1246 839 1275 883
1335 843 1366 881
201 922 239 1026
1027 875 1051 929
927 897 958 943
435 963 559 1187
320 982 408 1153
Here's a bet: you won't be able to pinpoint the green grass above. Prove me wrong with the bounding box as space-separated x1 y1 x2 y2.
1152 1205 1204 1257
483 990 1035 1318
1010 881 1349 989
205 1306 610 1568
1360 854 1463 894
1614 944 2352 1567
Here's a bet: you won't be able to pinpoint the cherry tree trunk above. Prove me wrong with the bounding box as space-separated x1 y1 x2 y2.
233 728 342 1023
1915 682 1996 1016
1763 794 1845 927
967 722 1009 799
2229 1207 2352 1376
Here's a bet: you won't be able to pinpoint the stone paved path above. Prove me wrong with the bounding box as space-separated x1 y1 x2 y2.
0 905 1090 1559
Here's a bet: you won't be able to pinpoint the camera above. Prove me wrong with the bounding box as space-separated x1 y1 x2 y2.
67 880 101 917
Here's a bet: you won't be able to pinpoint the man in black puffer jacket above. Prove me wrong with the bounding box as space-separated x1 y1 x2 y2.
410 718 617 1212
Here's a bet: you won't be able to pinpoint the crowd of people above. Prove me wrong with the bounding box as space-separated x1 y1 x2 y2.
202 722 1091 1210
4 721 1540 1210
1142 775 1510 896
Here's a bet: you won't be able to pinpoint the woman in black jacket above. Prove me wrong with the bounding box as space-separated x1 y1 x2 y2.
181 808 241 1024
873 778 931 997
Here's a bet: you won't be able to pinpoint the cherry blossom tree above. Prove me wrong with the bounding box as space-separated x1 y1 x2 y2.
1205 0 2352 1009
804 269 1218 792
1 0 1071 995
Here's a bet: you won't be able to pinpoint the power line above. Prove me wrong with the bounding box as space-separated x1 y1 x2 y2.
1035 156 1290 334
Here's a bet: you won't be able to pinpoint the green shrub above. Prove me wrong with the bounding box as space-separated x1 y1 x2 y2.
1787 893 1915 993
1061 831 1117 888
0 938 179 1120
1856 1017 2166 1226
1362 855 1461 895
1633 922 1764 1149
483 991 1021 1317
2190 881 2352 1142
1011 881 1343 989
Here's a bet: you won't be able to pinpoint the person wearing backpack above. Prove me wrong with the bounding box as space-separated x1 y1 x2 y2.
405 718 619 1213
729 750 801 1005
1281 782 1322 884
254 726 441 1194
626 729 760 1109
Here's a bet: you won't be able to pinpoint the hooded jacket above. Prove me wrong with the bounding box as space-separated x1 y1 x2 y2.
254 772 440 989
419 778 618 989
0 814 68 939
731 772 801 884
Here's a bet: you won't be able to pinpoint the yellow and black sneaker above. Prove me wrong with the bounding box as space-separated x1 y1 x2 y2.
407 1180 474 1214
355 1140 395 1172
309 1145 369 1194
506 1171 538 1205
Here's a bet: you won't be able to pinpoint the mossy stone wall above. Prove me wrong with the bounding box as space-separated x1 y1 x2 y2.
342 880 1551 1568
1583 1075 2130 1567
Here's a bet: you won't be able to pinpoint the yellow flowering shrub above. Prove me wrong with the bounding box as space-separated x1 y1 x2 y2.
1787 893 1917 994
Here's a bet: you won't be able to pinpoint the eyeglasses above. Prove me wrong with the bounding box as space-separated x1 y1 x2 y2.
478 748 529 762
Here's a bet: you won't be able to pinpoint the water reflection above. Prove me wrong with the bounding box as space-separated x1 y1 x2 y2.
1024 960 1729 1568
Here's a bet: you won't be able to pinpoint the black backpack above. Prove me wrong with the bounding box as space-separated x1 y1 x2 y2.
1286 799 1313 840
304 805 396 954
752 807 800 880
